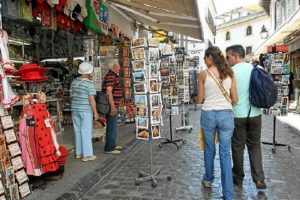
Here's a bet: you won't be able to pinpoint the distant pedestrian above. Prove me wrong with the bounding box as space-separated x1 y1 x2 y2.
226 45 266 189
196 46 238 200
70 62 99 162
102 59 123 155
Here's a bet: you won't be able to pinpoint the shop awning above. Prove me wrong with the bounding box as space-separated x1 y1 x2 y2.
107 0 203 40
254 8 300 56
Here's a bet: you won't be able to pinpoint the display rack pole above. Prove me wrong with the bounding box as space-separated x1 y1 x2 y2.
159 114 186 149
135 93 172 188
175 103 193 133
262 116 291 153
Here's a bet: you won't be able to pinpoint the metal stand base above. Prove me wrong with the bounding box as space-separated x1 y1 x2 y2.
135 169 172 188
175 126 193 133
159 138 186 149
262 116 291 153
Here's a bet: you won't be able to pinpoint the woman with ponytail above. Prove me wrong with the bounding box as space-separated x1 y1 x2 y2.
196 46 238 200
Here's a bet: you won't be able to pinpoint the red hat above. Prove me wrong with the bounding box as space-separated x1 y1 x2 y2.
14 63 48 82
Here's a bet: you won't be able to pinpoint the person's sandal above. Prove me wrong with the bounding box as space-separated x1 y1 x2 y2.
201 179 212 189
82 155 97 162
255 180 266 189
115 146 122 151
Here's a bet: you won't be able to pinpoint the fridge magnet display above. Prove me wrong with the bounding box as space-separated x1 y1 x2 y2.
132 48 145 60
136 128 149 140
135 95 147 106
5 166 15 187
136 106 147 117
4 129 17 143
171 106 179 115
11 156 24 171
123 57 130 67
134 83 146 94
15 169 28 184
124 68 130 78
149 62 159 77
150 94 161 108
9 183 19 200
132 72 145 82
151 109 160 124
19 182 31 198
132 37 147 48
171 96 178 105
148 38 160 47
132 60 145 71
149 48 160 61
7 143 21 157
149 79 158 93
151 124 161 139
124 78 131 88
161 82 170 89
0 116 14 130
136 117 148 129
0 181 4 195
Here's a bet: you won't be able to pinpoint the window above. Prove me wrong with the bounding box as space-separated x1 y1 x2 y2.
225 32 230 40
246 26 252 35
246 46 252 55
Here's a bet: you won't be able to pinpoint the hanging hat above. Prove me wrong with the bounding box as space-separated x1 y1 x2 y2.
14 63 48 82
78 62 93 74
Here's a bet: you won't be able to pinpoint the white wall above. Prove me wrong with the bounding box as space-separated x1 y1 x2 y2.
215 15 270 54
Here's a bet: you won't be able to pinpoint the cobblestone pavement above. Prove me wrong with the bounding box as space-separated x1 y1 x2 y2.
77 109 300 200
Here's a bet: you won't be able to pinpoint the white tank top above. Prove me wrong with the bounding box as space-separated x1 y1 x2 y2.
202 71 233 111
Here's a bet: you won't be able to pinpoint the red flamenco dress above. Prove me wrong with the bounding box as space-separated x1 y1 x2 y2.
20 92 59 175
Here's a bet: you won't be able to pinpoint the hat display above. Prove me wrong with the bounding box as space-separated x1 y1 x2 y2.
78 62 93 74
14 63 48 82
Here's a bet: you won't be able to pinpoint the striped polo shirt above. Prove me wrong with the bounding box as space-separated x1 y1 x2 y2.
102 70 123 106
70 77 96 111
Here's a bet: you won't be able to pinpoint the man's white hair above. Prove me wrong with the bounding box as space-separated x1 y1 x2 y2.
107 58 119 69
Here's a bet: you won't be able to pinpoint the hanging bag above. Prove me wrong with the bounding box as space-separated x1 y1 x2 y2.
95 91 111 116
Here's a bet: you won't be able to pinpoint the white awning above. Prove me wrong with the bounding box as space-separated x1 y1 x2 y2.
254 8 300 56
107 0 203 40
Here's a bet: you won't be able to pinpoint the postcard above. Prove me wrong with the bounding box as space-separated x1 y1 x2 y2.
149 62 159 78
132 37 147 48
149 79 159 93
5 166 15 188
4 129 17 143
132 72 145 82
134 83 146 94
281 97 288 105
136 117 148 129
170 75 177 86
9 184 19 200
11 156 24 171
15 169 28 184
132 48 145 60
150 94 161 108
170 86 178 96
124 78 131 88
124 67 130 78
132 60 145 71
136 128 149 140
0 116 14 130
149 48 160 61
171 96 179 105
8 143 21 157
161 82 170 89
123 46 129 57
171 106 179 115
135 95 147 106
148 38 160 47
151 124 161 139
19 182 31 198
160 62 170 76
151 109 160 124
136 106 148 117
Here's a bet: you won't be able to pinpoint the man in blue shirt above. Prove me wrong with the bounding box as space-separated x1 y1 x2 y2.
226 45 266 189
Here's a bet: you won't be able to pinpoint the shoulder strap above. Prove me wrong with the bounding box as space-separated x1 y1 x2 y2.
206 70 232 104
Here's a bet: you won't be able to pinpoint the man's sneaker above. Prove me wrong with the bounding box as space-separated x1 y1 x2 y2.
115 146 122 151
255 180 266 189
201 179 212 189
75 154 82 159
104 150 121 155
82 155 97 162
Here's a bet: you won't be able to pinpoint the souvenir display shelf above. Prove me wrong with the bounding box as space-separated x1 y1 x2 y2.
262 52 291 153
131 37 171 188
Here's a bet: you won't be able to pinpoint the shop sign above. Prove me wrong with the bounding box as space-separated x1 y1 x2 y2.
267 45 288 53
99 3 109 34
85 0 109 34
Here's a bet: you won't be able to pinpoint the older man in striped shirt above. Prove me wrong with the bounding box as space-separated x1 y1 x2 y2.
102 59 123 155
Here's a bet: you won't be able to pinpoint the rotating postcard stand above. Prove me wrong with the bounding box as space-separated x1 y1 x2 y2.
132 38 172 187
175 102 193 133
135 92 172 188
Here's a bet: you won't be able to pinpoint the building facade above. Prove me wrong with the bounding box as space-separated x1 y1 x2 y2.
215 6 271 60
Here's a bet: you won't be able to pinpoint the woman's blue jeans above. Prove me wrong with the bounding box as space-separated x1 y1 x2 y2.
72 110 94 157
201 109 234 200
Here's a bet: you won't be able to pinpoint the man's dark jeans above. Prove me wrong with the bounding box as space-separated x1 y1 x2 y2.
105 113 118 152
232 115 265 184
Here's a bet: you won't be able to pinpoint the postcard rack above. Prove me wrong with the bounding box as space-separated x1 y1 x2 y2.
131 37 172 187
